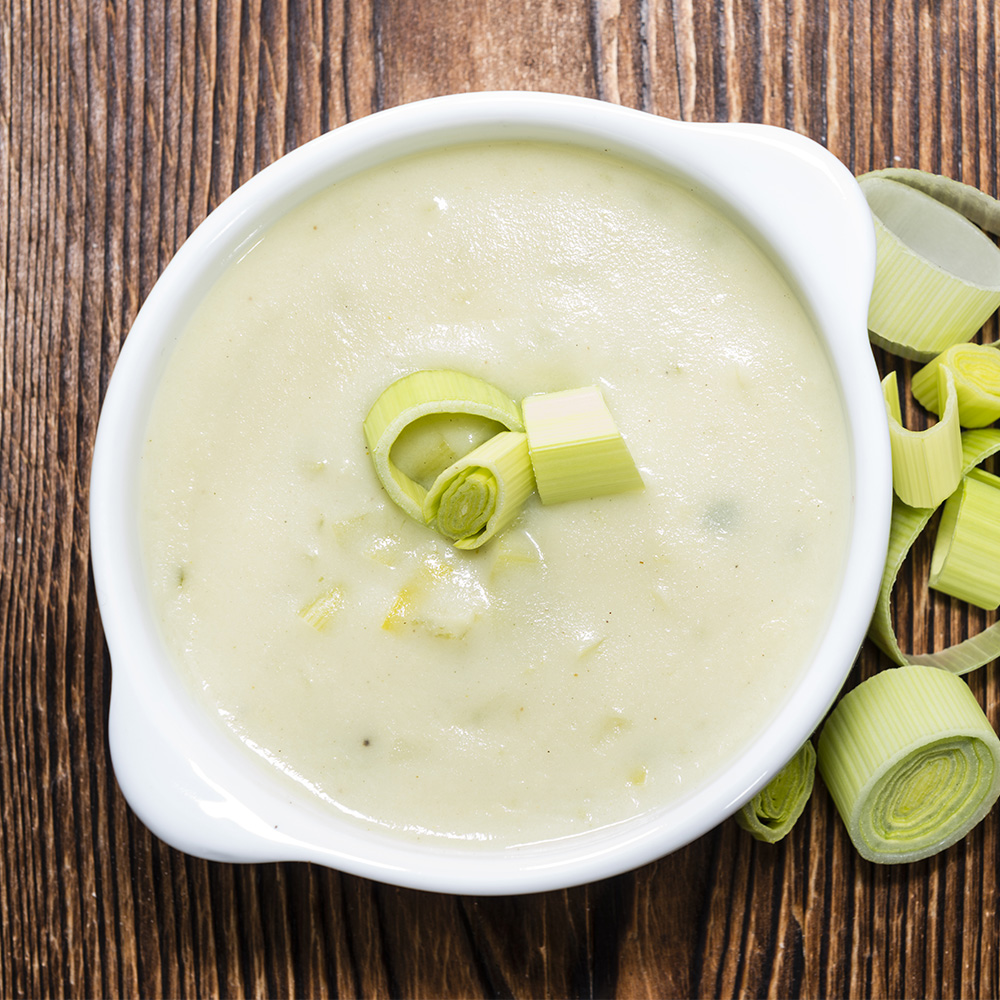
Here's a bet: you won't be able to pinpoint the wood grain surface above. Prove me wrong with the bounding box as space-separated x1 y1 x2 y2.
3 0 1000 996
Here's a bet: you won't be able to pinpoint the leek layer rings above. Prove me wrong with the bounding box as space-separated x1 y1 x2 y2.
818 665 1000 863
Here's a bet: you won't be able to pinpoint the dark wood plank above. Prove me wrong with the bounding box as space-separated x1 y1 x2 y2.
3 0 1000 996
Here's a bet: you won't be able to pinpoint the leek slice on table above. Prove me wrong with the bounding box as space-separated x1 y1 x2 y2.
882 368 962 508
521 386 643 505
363 370 523 522
818 665 1000 863
911 343 1000 428
869 428 1000 674
735 741 816 843
928 470 1000 610
423 431 535 549
858 171 1000 360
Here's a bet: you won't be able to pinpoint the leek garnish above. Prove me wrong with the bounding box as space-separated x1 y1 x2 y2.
858 172 1000 360
299 586 345 630
882 368 962 508
423 431 535 549
735 741 816 843
868 428 1000 674
928 472 1000 610
912 343 1000 428
521 386 644 505
817 665 1000 863
363 370 523 522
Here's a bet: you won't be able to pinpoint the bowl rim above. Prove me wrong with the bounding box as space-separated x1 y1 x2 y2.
90 90 889 894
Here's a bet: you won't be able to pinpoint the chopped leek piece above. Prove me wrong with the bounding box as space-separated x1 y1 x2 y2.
299 586 345 630
423 431 535 549
817 665 1000 863
381 550 489 638
363 370 523 522
521 386 643 505
912 343 1000 428
882 368 962 508
858 173 1000 360
869 428 1000 674
928 473 1000 610
735 741 816 844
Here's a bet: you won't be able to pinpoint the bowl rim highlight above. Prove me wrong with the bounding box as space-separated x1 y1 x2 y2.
90 91 889 895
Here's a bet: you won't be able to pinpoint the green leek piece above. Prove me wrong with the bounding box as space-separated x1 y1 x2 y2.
912 343 1000 428
423 431 535 549
869 428 1000 674
363 370 523 522
882 368 962 508
521 386 643 505
928 472 1000 610
299 586 345 630
858 172 1000 360
735 741 816 843
817 665 1000 863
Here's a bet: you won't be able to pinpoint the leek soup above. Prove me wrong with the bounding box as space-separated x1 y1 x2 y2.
140 141 852 846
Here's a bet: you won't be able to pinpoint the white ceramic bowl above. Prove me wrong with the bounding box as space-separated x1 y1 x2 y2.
91 91 889 894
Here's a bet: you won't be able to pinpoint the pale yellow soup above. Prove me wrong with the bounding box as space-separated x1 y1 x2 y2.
140 141 851 846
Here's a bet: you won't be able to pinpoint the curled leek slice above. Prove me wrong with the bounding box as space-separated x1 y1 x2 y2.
858 172 1000 360
423 432 535 549
868 428 1000 674
912 343 1000 428
363 370 523 522
522 386 643 505
735 741 815 843
883 367 962 508
928 470 1000 610
817 665 1000 863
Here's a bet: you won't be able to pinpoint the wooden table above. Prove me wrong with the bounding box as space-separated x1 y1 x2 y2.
3 1 999 996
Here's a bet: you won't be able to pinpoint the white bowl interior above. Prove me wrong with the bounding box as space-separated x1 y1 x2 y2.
91 92 889 894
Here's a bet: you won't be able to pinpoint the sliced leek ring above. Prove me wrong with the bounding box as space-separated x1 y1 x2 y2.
363 370 523 522
869 428 1000 674
817 665 1000 863
857 172 1000 360
423 431 535 549
521 386 643 505
912 342 1000 428
883 367 962 508
928 471 1000 610
735 741 815 843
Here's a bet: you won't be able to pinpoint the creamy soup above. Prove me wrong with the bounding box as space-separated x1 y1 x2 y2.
140 142 851 846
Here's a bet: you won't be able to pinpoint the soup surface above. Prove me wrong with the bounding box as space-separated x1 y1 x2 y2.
140 141 852 846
